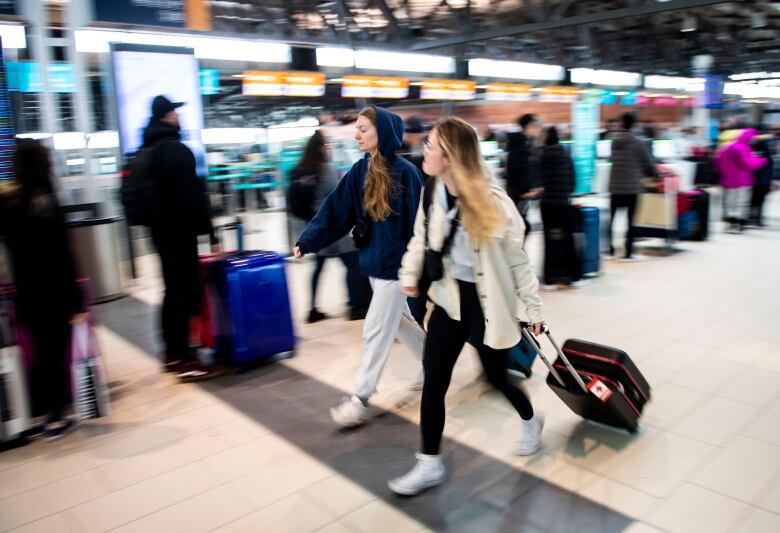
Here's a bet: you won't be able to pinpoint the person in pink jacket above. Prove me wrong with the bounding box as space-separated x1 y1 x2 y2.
716 128 767 233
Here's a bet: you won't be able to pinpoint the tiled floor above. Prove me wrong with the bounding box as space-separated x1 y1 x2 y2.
1 193 779 532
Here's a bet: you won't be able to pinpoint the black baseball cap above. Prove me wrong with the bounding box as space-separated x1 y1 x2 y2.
404 116 426 134
152 95 184 119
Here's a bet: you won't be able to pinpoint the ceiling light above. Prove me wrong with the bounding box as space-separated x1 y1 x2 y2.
570 68 642 87
681 16 697 32
316 47 355 68
468 58 564 81
645 75 705 91
0 24 26 49
354 50 455 74
74 29 290 63
752 13 767 28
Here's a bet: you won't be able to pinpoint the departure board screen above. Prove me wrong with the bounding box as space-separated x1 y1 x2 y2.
0 38 15 181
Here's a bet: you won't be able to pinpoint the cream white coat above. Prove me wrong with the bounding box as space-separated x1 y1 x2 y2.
399 183 544 350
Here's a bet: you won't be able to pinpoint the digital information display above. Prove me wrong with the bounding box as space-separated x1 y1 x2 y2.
110 43 207 177
0 37 16 181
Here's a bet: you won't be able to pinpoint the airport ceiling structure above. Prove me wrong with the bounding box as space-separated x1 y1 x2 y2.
209 0 780 76
200 0 780 128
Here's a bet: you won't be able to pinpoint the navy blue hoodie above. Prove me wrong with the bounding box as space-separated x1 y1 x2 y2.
297 108 423 280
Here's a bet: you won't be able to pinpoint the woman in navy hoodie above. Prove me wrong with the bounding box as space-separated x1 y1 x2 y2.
294 107 425 428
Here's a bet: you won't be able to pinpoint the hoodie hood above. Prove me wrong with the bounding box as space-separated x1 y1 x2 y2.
736 128 758 145
142 117 181 147
373 107 404 159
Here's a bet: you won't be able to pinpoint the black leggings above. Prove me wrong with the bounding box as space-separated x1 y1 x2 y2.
421 281 534 455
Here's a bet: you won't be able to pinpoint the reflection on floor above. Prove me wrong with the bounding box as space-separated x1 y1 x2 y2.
1 203 780 533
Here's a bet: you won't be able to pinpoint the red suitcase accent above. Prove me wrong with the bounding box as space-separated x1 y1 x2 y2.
521 327 651 433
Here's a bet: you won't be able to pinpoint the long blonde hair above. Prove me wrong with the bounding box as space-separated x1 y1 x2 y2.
434 117 503 240
359 107 395 221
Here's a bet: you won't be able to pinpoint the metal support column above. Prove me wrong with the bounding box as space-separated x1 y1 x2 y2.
16 0 56 144
64 0 97 205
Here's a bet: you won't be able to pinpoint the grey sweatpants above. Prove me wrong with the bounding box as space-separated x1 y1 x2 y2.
354 278 425 400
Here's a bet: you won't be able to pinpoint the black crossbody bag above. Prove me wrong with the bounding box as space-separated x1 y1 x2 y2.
418 182 460 298
352 216 372 249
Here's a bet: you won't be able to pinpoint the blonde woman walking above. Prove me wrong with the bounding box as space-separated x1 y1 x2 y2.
390 117 545 496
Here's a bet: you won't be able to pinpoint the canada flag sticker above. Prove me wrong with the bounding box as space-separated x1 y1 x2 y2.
587 379 613 402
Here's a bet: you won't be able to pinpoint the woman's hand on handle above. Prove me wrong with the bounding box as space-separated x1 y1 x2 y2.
401 286 419 298
293 246 304 259
530 322 546 336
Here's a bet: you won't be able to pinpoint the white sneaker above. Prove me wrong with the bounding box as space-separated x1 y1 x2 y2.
619 254 648 263
570 279 591 288
541 284 559 291
388 453 446 496
330 396 372 428
515 415 544 456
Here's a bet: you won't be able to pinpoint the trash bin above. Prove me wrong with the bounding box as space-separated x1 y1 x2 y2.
66 217 124 303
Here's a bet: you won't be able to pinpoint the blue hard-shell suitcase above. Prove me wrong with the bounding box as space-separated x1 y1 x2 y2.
216 251 295 366
677 210 700 241
508 326 540 379
576 206 601 276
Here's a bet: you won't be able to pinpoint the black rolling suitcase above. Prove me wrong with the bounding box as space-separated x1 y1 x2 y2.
522 327 651 433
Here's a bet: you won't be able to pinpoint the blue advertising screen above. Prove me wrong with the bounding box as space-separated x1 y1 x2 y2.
199 68 219 95
0 0 15 16
0 38 15 180
703 74 725 109
6 62 76 93
94 0 185 28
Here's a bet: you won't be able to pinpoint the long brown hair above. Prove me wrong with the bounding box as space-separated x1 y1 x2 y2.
359 107 395 221
434 117 502 240
13 139 56 197
294 130 326 183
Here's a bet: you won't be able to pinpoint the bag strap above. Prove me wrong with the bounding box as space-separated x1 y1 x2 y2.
423 177 462 253
440 207 461 255
422 177 436 249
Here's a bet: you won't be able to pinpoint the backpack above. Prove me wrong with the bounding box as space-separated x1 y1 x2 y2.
120 146 161 227
288 170 318 221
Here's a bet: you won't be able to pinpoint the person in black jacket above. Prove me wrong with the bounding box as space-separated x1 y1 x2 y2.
0 140 83 441
539 126 585 289
398 116 428 179
748 130 777 227
143 95 221 382
505 114 543 238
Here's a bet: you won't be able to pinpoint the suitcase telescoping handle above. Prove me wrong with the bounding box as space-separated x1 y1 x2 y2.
214 216 244 252
521 325 589 394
